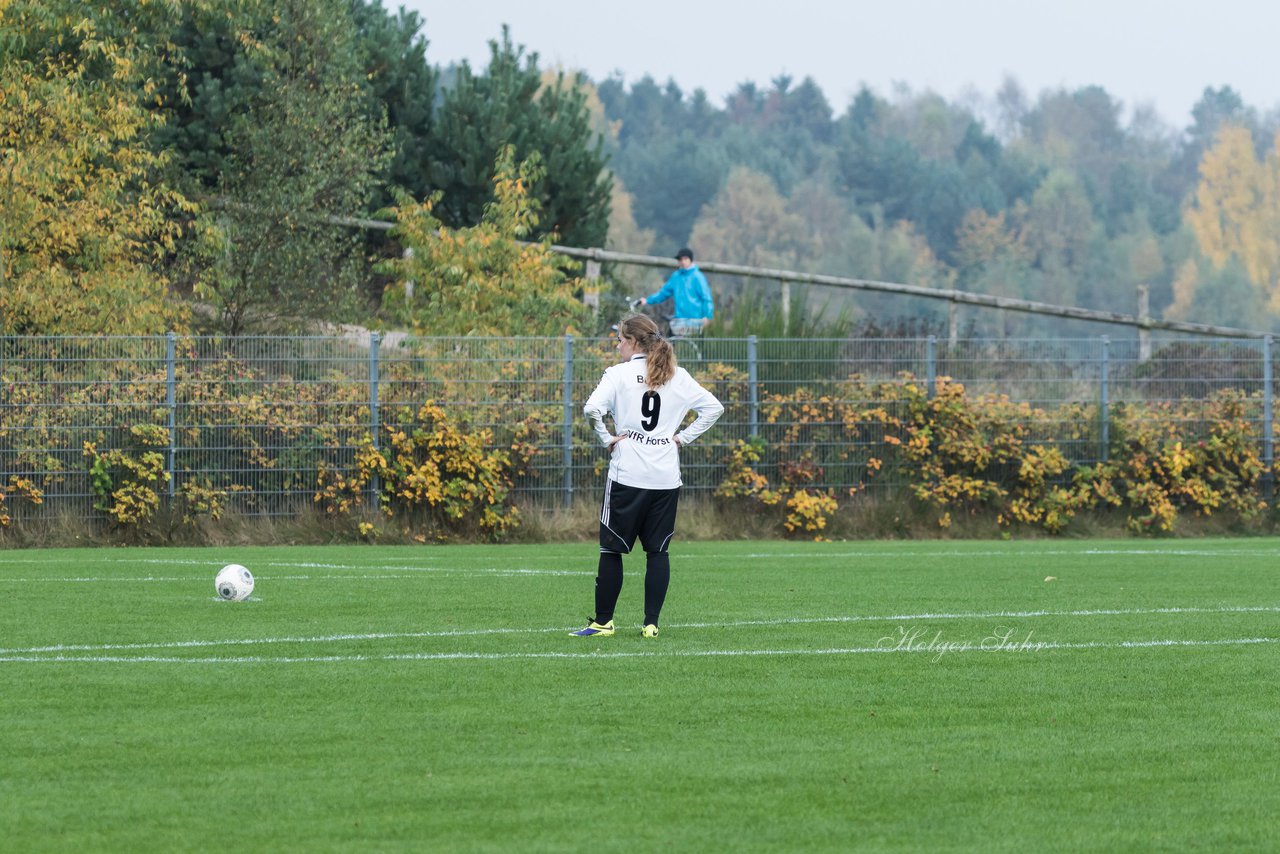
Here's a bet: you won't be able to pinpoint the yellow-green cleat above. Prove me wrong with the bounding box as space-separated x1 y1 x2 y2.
641 624 659 638
570 619 615 637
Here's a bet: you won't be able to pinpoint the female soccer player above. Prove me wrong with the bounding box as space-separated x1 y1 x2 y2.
571 313 724 638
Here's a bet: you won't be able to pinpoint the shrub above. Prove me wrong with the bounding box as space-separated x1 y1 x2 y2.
314 401 539 541
714 435 839 540
1073 390 1266 533
84 424 170 534
0 477 44 528
715 375 1269 537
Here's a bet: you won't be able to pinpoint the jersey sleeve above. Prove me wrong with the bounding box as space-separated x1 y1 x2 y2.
583 370 617 447
673 373 724 445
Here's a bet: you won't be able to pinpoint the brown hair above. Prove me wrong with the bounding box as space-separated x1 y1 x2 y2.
617 313 676 388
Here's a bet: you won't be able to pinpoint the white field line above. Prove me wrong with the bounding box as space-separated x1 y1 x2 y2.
0 547 1277 584
4 571 580 583
9 545 1280 580
0 557 586 576
743 548 1280 559
1 636 1276 664
252 562 578 574
5 558 586 582
2 604 1278 657
100 549 1280 565
3 547 1279 570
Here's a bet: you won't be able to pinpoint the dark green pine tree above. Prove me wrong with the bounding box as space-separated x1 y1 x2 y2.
153 0 423 203
350 0 438 210
149 2 270 188
424 27 612 248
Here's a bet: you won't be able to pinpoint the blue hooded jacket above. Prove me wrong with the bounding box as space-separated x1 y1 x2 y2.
646 265 714 321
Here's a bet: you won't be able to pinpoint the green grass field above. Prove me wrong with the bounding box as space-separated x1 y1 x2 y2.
3 539 1278 852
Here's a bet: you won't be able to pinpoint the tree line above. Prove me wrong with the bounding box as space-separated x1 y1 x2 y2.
3 0 1280 338
600 74 1280 336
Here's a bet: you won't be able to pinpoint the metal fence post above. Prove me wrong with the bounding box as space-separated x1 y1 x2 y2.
369 331 381 507
166 331 176 500
926 335 937 399
1264 335 1274 500
1100 335 1110 462
563 335 574 507
747 335 759 438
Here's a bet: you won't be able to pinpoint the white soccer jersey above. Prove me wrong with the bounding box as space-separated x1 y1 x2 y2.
584 355 724 489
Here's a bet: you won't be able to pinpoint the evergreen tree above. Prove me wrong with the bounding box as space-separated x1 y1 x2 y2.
351 0 438 209
150 2 270 188
424 27 611 248
619 130 729 250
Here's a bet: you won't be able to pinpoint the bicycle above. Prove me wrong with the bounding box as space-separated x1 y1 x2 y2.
627 297 704 361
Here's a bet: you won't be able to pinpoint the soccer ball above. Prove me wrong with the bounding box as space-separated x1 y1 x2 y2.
215 564 254 601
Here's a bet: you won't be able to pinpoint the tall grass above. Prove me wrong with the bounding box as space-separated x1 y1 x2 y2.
709 285 855 339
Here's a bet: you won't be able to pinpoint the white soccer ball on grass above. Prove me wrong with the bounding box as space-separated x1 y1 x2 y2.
215 563 254 601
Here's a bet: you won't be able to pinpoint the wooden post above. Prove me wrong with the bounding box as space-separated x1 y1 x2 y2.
1137 284 1150 362
403 246 414 302
582 259 602 313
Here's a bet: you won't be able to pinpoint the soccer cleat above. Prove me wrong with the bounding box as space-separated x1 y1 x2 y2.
641 624 659 638
570 619 615 637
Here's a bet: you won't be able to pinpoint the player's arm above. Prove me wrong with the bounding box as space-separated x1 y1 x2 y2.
583 374 620 448
674 382 724 446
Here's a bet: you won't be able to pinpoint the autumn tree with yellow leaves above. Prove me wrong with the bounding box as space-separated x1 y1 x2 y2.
1185 125 1280 314
379 146 589 337
0 0 193 334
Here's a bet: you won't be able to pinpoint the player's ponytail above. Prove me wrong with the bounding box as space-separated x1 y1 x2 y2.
618 314 677 389
646 336 676 389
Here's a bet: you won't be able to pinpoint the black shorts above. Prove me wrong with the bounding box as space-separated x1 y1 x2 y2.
599 479 681 554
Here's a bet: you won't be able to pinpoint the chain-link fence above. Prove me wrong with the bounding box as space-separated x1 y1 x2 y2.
2 333 1275 520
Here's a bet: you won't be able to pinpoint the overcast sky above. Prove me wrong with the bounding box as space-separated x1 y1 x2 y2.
400 0 1280 129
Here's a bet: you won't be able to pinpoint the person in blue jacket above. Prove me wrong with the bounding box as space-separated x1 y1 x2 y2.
637 247 713 336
